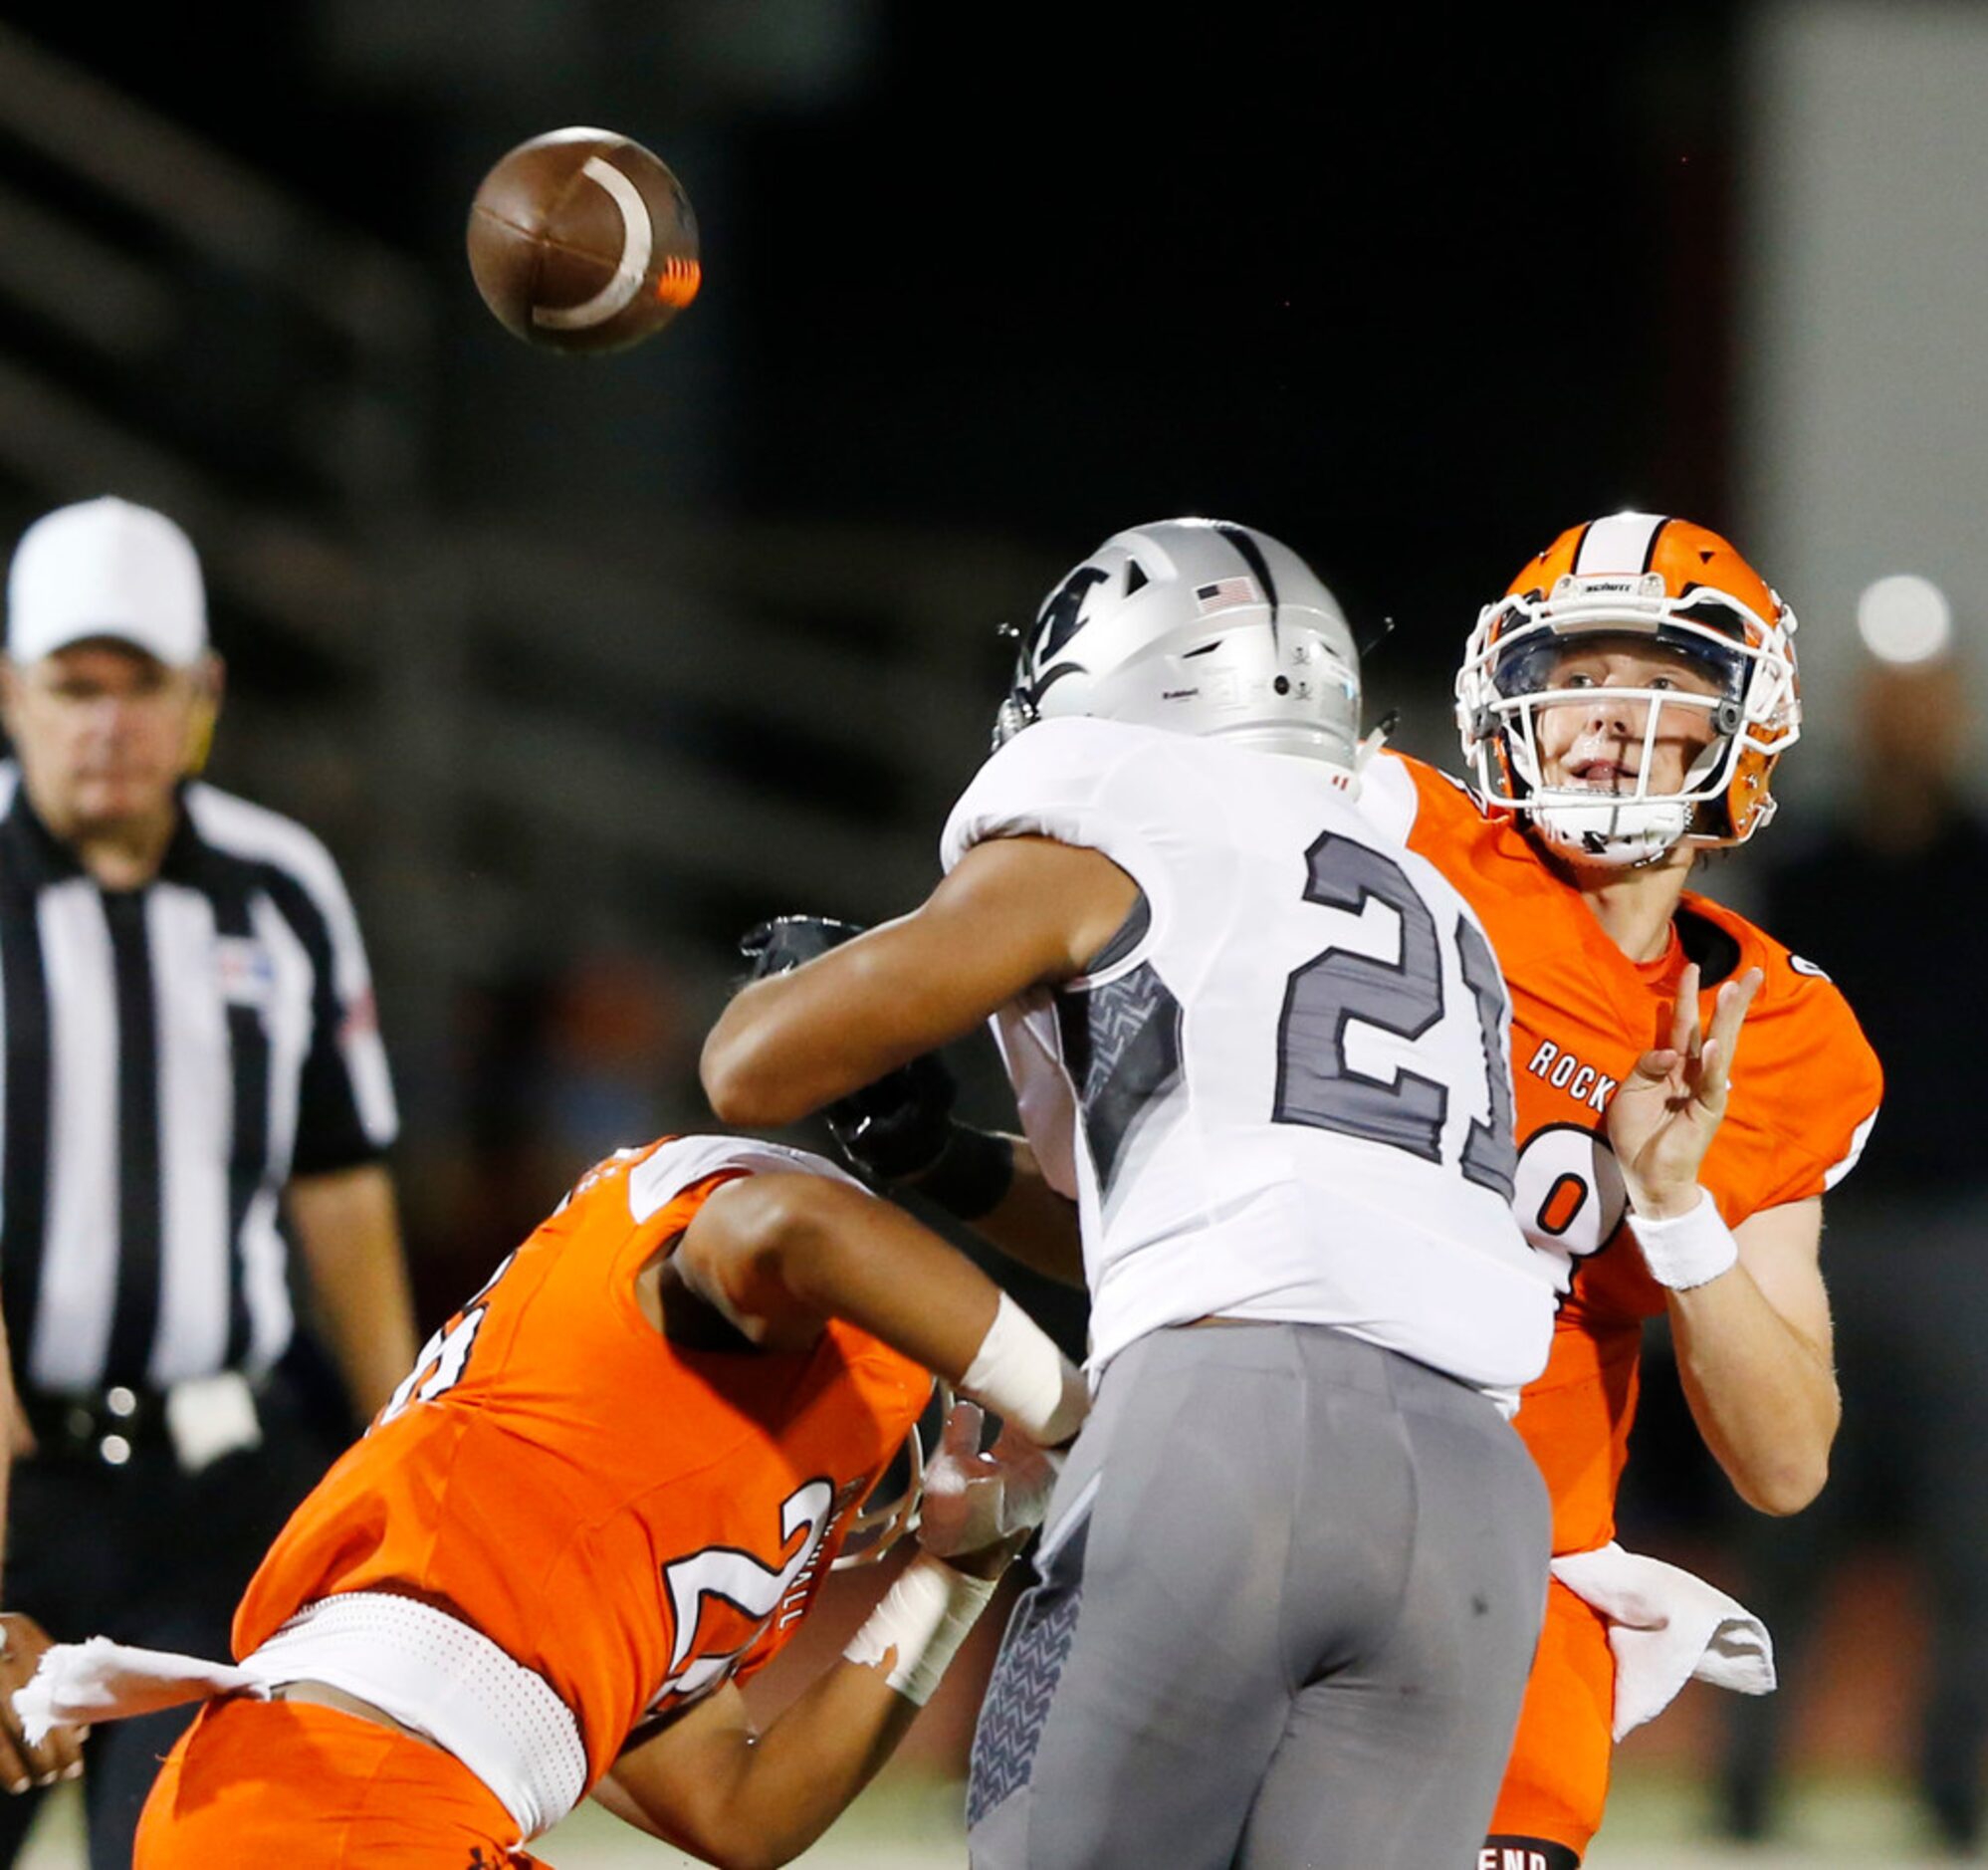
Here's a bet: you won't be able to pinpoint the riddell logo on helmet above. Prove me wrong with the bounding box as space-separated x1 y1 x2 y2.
1571 578 1645 596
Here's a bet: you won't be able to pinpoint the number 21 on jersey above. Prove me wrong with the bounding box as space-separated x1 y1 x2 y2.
1273 831 1517 1199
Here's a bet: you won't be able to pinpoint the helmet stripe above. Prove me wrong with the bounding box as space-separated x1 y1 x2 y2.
1573 511 1668 576
1213 522 1280 649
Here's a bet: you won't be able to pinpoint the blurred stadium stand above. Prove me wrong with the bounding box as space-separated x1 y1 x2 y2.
0 17 1041 1293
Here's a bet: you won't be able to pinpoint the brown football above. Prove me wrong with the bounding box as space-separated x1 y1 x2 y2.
466 127 701 354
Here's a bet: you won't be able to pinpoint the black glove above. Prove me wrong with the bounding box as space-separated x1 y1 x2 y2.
735 913 959 1183
738 914 866 983
825 1051 959 1183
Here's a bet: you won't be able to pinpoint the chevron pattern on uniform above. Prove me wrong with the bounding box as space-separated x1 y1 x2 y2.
1055 961 1183 1198
967 1519 1091 1827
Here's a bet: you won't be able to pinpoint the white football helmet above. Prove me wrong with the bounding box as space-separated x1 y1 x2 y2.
994 518 1362 771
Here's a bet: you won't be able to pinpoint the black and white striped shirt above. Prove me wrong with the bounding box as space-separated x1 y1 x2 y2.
0 765 397 1397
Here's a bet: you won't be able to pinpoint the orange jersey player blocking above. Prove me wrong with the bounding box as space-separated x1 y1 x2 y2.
10 1134 1087 1870
1361 513 1881 1867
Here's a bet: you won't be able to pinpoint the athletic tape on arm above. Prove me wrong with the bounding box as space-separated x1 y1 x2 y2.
959 1292 1088 1445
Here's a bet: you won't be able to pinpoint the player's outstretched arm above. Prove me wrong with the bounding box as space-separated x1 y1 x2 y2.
701 836 1137 1128
674 1172 1087 1446
1606 963 1839 1515
721 913 1087 1285
597 1405 1041 1868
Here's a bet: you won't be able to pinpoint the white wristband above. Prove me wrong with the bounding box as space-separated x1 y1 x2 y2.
960 1292 1089 1447
1631 1189 1738 1290
842 1554 997 1706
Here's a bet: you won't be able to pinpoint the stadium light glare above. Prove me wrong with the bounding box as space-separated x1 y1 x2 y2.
1856 573 1952 665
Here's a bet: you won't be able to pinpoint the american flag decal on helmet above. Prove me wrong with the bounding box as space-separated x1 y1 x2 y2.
1194 577 1257 615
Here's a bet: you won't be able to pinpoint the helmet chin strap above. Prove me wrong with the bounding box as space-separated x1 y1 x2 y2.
1509 710 1733 868
1526 794 1692 868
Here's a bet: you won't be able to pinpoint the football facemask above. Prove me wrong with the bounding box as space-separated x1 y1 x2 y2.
831 1380 950 1571
994 518 1363 774
1455 513 1801 866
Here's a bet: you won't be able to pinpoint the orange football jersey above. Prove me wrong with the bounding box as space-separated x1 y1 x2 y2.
234 1136 931 1792
1365 754 1881 1553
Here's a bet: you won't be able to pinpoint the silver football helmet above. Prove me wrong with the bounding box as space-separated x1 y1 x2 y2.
994 518 1362 771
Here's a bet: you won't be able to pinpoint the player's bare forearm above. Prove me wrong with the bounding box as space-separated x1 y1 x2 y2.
1667 1198 1838 1516
703 931 973 1125
679 1174 1005 1384
288 1163 420 1422
1611 972 1835 1510
966 1137 1085 1286
1669 1281 1838 1514
702 837 1137 1126
602 1666 918 1868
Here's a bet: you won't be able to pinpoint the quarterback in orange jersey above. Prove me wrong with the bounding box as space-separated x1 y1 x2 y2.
1358 511 1882 1866
13 1134 1087 1869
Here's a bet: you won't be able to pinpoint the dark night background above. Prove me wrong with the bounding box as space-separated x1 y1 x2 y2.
8 7 1976 1852
0 0 1749 1530
0 2 1741 661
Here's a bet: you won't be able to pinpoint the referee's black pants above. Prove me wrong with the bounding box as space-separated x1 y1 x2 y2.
0 1376 339 1870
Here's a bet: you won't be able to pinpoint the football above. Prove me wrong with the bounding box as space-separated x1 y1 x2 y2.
466 127 701 354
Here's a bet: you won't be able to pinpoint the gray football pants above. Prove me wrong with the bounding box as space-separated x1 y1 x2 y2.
967 1322 1551 1870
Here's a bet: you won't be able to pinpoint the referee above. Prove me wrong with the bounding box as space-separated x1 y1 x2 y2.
0 497 419 1870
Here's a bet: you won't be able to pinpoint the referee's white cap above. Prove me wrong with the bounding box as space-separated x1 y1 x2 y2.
6 497 208 668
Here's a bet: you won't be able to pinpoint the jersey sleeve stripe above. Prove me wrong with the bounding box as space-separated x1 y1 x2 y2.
626 1135 863 1224
1822 1106 1879 1191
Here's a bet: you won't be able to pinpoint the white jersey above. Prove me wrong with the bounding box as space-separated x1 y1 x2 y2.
941 717 1554 1401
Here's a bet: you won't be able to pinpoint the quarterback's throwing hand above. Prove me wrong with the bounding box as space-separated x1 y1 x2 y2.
917 1401 1061 1564
1608 963 1763 1219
